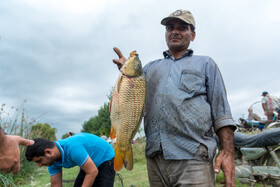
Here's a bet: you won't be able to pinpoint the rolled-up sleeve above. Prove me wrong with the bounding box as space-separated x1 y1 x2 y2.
205 58 236 132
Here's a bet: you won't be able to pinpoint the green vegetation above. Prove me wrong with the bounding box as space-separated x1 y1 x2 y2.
19 167 80 187
30 123 57 141
0 102 58 186
0 102 38 186
81 101 111 137
81 89 113 137
61 132 75 139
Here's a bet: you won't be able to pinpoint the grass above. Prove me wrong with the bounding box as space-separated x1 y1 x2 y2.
19 167 80 187
114 161 149 187
19 160 267 187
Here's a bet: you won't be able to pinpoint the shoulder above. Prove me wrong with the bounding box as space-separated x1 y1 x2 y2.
262 97 268 102
143 58 163 70
191 55 216 65
60 133 96 148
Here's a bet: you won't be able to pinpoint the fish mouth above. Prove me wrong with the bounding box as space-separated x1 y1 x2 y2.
130 51 138 57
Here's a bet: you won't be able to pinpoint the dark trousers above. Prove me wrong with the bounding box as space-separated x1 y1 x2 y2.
73 158 115 187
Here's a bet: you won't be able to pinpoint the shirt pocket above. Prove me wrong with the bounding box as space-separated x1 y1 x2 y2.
179 69 204 94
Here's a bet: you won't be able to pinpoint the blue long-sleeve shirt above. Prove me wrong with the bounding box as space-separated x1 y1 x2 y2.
143 50 235 161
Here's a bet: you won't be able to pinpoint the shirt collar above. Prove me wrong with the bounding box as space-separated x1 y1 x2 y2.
163 49 193 59
54 141 65 165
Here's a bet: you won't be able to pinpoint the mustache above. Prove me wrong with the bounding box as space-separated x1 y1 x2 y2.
170 36 181 39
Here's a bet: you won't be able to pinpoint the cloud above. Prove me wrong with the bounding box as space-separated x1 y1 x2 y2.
1 0 280 138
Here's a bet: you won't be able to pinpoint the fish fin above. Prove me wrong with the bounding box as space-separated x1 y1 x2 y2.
116 75 123 93
109 95 112 113
124 144 133 170
114 145 124 171
110 126 115 140
143 102 146 117
131 117 143 139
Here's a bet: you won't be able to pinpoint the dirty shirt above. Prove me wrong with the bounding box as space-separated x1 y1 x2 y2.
143 50 235 161
48 133 115 176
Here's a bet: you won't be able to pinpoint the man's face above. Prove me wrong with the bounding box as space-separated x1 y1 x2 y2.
165 19 195 53
32 155 56 167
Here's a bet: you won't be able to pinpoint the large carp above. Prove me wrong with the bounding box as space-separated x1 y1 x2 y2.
110 51 145 171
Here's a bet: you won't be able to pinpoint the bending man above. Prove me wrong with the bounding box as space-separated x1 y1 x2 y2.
25 133 115 187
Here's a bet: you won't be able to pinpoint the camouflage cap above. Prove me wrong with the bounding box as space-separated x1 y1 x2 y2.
161 9 196 29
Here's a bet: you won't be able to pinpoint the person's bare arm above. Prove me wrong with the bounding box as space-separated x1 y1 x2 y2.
0 127 34 174
262 103 268 116
80 157 98 187
50 171 63 187
214 126 235 187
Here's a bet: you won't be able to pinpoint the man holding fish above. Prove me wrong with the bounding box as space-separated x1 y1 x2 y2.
113 9 236 187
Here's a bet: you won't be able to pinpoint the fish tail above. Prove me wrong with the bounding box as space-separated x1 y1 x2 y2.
124 144 133 170
114 145 124 171
110 126 115 140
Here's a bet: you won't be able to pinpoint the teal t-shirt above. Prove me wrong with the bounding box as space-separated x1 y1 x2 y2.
48 133 115 176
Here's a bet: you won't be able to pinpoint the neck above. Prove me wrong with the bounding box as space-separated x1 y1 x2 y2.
169 48 189 59
53 144 62 161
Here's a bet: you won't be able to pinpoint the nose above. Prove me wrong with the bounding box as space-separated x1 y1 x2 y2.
171 29 179 35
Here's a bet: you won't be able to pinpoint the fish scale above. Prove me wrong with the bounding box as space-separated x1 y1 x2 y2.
110 51 145 171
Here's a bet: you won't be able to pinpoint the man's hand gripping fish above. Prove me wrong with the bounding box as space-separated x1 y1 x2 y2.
110 51 145 171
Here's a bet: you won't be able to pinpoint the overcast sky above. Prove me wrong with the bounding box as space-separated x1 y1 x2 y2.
1 0 280 138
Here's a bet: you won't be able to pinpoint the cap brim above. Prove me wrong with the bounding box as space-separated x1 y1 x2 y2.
161 17 191 26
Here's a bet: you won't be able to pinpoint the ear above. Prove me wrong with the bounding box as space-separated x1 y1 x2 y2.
191 31 196 41
44 148 53 156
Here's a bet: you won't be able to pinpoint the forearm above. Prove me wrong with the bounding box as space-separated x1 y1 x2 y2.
82 172 98 187
217 126 234 154
51 183 62 187
50 172 63 187
262 103 266 111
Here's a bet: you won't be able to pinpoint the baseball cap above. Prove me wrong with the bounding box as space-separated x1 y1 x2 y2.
262 91 268 96
161 9 196 29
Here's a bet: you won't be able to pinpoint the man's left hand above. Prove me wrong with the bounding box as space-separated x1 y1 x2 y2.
214 126 235 187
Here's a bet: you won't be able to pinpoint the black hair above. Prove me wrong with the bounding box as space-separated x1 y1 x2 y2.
68 132 73 136
189 24 195 32
25 138 55 161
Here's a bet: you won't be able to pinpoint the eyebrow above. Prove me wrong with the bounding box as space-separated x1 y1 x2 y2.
166 24 189 29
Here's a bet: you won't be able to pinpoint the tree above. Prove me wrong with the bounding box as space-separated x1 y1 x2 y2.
30 123 57 141
81 102 111 137
61 132 75 139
